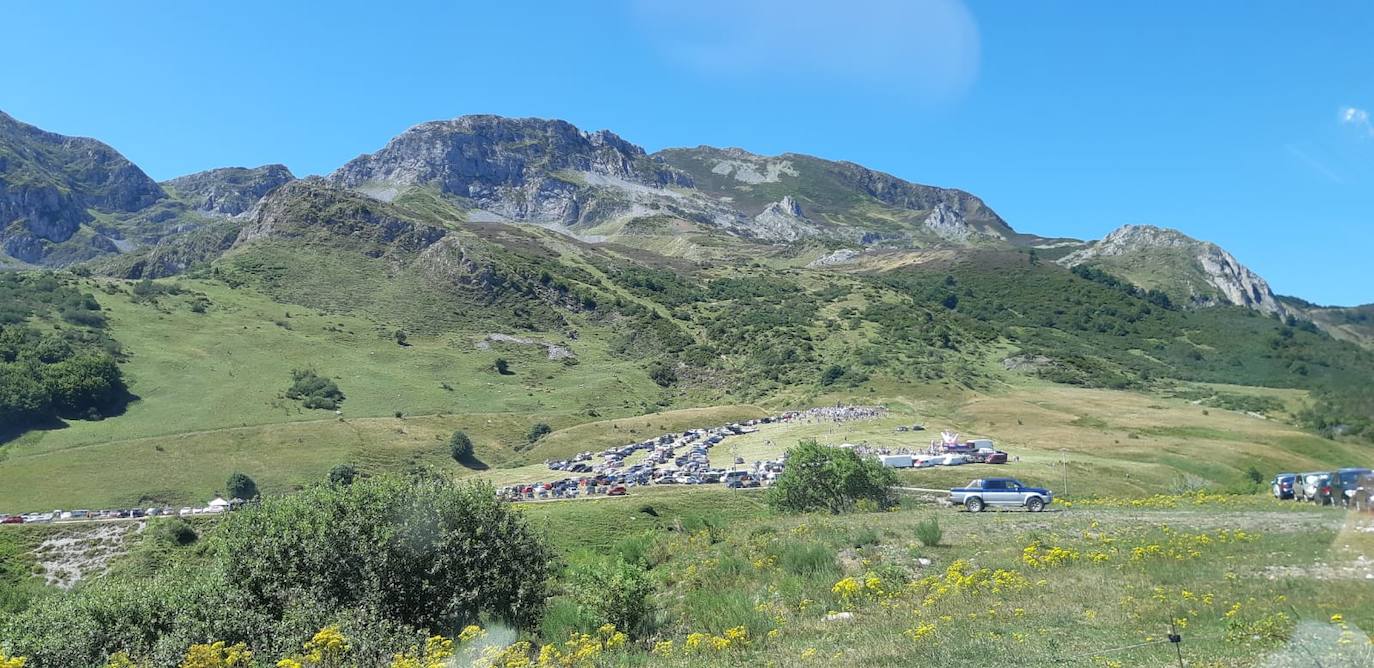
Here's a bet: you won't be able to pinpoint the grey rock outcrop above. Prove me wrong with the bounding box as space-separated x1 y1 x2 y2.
752 195 819 241
328 115 693 227
922 202 996 243
165 164 294 216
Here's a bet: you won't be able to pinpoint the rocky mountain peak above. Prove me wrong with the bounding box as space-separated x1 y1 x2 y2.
164 164 295 217
1 110 166 262
326 115 694 227
1060 224 1289 317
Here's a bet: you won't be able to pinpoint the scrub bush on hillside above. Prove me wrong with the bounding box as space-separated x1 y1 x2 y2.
766 439 896 513
285 369 344 410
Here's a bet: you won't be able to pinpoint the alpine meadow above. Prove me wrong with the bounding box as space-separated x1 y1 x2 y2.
3 31 1374 667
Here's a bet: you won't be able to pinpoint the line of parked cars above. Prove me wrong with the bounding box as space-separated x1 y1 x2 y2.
505 417 792 500
1272 468 1372 508
3 507 169 524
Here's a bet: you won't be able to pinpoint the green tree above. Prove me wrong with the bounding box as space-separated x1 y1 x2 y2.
766 439 896 513
328 463 358 486
226 472 259 500
493 358 511 375
449 430 474 461
0 363 52 423
41 354 122 416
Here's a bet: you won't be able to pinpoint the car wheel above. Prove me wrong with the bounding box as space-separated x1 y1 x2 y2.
1026 497 1045 513
965 497 984 513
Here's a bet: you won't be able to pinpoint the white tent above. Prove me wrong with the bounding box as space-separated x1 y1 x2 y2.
207 497 231 513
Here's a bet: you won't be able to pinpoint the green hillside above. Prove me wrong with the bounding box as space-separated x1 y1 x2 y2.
3 214 1373 509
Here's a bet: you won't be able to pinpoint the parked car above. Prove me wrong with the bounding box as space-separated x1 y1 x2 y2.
949 478 1053 513
1333 468 1372 507
0 515 22 524
1299 472 1333 505
1296 472 1328 502
1271 473 1298 500
607 485 628 496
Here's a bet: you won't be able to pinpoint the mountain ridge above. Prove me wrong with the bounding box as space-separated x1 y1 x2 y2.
0 109 1363 313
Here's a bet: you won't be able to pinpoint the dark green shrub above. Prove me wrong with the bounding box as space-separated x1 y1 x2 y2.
766 439 897 513
285 369 344 410
328 464 358 486
915 517 943 547
565 556 654 635
226 472 258 500
526 422 552 443
152 518 199 546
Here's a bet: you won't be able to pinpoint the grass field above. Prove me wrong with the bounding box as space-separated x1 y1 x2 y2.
494 487 1374 666
3 301 1370 511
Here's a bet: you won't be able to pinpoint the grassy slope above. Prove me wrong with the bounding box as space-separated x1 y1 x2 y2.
0 275 668 509
2 269 1369 510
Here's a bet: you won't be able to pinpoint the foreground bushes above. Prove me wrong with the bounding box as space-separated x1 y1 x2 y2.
0 477 553 667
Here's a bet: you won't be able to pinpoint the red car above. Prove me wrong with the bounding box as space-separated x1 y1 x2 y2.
985 451 1009 464
0 515 23 524
607 485 628 496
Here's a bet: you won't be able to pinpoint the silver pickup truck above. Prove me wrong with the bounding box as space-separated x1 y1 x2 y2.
949 478 1052 512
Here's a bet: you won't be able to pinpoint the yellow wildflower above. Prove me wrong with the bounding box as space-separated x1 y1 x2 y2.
178 642 253 668
905 623 937 640
459 625 486 643
303 626 349 664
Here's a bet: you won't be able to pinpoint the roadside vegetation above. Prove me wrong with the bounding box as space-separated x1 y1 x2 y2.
3 482 1370 666
0 476 551 667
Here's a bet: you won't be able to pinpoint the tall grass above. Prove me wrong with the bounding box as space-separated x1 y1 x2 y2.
773 541 839 577
914 517 942 547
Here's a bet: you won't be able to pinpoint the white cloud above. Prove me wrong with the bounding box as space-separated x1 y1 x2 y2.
631 0 981 104
1339 105 1372 136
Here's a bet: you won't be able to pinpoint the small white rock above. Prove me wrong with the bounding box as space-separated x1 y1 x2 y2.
825 612 854 622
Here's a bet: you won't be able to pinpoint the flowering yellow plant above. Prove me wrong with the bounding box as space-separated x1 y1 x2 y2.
389 635 456 668
179 642 253 668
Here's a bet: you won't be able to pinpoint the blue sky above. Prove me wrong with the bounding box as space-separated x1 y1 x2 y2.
3 1 1372 305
